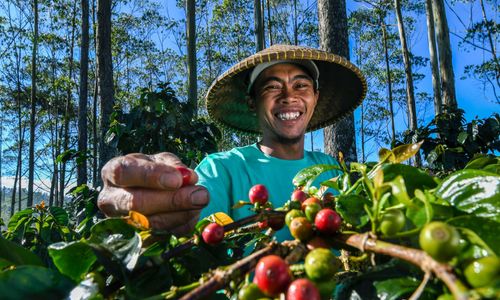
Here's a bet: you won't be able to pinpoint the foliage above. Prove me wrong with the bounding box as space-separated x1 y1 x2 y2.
0 143 498 299
403 107 500 172
106 83 221 165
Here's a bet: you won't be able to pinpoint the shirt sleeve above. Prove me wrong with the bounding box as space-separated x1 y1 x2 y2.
194 155 232 219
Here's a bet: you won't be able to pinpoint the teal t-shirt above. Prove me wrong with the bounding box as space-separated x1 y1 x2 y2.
195 143 341 241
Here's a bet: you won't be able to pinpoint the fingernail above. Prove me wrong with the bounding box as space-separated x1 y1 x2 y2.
160 172 182 188
191 188 208 207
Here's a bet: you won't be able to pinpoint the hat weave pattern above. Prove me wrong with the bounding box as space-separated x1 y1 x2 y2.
206 45 367 135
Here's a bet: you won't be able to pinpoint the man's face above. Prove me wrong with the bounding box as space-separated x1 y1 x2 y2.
252 63 319 143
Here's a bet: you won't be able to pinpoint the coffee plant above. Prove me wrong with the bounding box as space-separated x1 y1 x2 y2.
0 142 498 300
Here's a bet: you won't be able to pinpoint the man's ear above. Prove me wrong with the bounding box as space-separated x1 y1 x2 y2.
247 96 256 111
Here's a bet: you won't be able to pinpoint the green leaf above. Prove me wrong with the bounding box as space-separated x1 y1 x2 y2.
377 164 438 197
447 216 500 256
49 206 69 226
0 266 74 300
0 237 43 267
378 148 395 163
464 155 499 170
391 140 424 163
405 199 432 228
436 170 500 222
336 195 370 228
374 277 438 300
48 241 97 282
7 209 33 232
88 219 142 271
292 164 342 189
457 131 468 144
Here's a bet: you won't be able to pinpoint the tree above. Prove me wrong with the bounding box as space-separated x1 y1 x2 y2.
318 0 357 163
78 0 90 186
432 0 457 109
96 0 115 182
425 0 442 116
186 0 197 118
27 0 39 207
254 0 265 51
393 0 420 166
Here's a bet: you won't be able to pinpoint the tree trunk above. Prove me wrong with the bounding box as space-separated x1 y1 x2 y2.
318 0 357 163
425 0 442 116
381 17 396 143
254 0 265 51
27 0 39 207
266 0 273 46
92 0 98 186
78 0 90 186
432 0 457 110
186 0 197 118
97 0 115 183
394 0 420 166
60 2 78 206
479 0 499 86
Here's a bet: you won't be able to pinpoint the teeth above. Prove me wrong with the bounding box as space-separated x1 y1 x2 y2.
277 112 300 120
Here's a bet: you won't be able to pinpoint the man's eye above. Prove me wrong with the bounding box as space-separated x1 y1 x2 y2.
265 84 281 90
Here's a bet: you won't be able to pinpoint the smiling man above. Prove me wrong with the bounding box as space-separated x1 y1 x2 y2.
97 45 366 238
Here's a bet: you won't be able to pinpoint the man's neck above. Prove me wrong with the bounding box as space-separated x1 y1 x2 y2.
258 135 305 160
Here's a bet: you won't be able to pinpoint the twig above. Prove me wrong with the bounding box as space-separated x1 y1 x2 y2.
409 271 431 300
178 242 280 300
162 211 285 260
335 233 469 300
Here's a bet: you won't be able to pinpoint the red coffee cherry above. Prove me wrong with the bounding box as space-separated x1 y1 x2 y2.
301 197 321 211
291 189 309 203
254 255 292 296
249 184 269 205
201 223 224 245
175 166 191 187
286 278 321 300
315 209 342 235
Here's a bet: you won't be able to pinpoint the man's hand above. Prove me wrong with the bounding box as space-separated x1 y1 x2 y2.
98 153 209 235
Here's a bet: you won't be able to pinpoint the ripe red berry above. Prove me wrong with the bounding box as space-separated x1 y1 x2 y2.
258 220 268 229
254 255 291 296
201 223 224 245
291 189 308 203
249 184 269 205
175 166 191 187
315 209 342 235
287 278 321 300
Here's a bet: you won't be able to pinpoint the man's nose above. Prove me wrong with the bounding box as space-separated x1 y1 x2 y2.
280 85 298 103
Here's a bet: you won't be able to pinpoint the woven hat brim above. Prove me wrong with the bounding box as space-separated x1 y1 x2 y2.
206 45 367 135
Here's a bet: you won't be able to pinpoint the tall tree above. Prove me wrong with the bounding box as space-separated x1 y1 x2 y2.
27 0 39 207
393 0 420 165
78 0 90 186
380 13 396 142
254 0 265 51
425 0 442 116
318 0 357 163
186 0 197 118
60 1 78 205
97 0 115 181
432 0 457 109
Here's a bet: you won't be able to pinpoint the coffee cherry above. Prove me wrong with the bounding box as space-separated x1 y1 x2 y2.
254 255 291 296
238 283 265 300
175 166 191 187
301 197 321 211
305 248 341 281
291 190 309 203
315 209 342 235
305 203 322 222
379 209 406 237
306 236 330 250
202 223 224 245
286 209 305 227
290 217 313 242
249 184 269 205
464 256 500 288
419 222 460 262
286 278 321 300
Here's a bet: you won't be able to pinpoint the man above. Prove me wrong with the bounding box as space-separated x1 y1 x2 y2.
98 45 366 239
